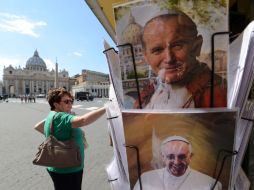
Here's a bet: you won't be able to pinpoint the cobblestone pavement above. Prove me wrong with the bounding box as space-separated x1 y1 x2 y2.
0 99 113 190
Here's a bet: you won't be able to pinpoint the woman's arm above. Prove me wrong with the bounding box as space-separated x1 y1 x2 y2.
34 119 45 134
71 106 106 128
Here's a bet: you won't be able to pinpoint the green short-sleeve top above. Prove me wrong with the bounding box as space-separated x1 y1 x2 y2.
44 111 85 174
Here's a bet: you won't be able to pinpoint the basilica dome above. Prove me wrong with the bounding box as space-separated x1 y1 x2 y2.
26 50 47 71
121 13 142 45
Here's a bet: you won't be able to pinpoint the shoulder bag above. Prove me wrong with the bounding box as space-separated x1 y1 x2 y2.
33 115 81 168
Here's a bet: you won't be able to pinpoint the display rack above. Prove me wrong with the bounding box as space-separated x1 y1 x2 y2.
106 33 233 109
117 43 142 109
212 149 238 189
124 144 143 190
210 31 231 107
103 31 243 190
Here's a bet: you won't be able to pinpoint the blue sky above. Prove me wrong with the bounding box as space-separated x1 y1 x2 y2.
0 0 115 80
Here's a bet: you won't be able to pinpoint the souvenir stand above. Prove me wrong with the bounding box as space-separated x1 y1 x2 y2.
100 1 254 190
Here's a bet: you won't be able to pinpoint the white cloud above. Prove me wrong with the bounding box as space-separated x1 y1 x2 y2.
0 57 22 80
73 51 82 57
0 12 47 38
44 58 55 71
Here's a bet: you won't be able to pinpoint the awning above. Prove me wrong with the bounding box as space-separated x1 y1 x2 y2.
85 0 125 44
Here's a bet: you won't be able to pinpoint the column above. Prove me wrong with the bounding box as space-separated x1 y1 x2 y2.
15 80 19 96
22 80 25 95
36 80 39 93
30 80 33 95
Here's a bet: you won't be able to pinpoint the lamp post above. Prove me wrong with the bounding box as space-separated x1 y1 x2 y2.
54 61 59 88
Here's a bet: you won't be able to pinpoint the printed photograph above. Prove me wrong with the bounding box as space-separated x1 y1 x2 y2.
122 109 237 190
113 0 229 109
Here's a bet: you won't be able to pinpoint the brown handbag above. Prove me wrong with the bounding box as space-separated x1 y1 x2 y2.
33 115 81 168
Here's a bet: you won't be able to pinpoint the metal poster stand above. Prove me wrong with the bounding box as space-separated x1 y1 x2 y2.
103 47 122 107
210 31 231 107
239 117 254 183
116 43 142 109
106 32 232 109
124 144 143 190
212 150 238 189
103 43 142 109
106 116 120 183
104 31 243 189
105 115 143 190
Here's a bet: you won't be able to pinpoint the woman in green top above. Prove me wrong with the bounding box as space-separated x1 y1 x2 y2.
34 88 106 190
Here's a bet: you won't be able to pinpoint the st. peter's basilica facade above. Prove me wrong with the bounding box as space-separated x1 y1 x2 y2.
3 50 70 97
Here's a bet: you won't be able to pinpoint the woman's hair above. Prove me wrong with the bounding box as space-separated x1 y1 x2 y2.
47 87 73 110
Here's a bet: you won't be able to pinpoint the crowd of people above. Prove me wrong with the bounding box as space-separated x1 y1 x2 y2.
20 94 36 103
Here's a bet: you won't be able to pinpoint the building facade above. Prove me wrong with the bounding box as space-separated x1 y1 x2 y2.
0 81 3 95
3 50 70 97
72 69 110 98
119 13 150 80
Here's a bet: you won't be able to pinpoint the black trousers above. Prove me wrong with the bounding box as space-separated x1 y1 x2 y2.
47 169 83 190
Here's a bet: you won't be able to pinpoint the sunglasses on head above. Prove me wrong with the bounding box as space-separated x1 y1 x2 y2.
61 99 74 104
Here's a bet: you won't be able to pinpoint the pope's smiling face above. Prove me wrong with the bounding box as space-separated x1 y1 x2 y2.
161 140 192 177
142 15 202 84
